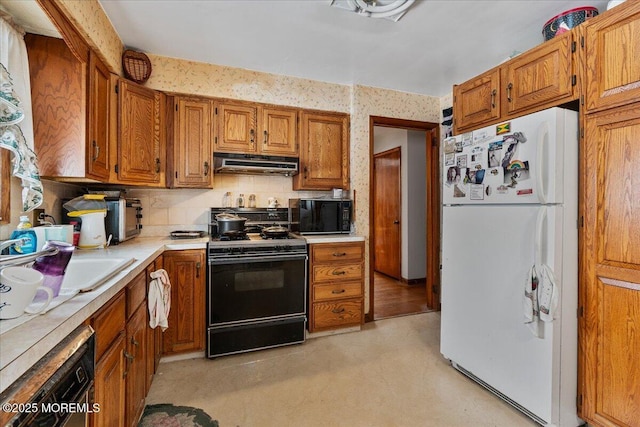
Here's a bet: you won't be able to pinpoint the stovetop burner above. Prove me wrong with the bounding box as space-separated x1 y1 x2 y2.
219 234 249 241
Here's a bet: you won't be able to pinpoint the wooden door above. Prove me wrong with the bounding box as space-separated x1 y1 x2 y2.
87 51 111 181
93 333 125 427
453 67 500 134
580 102 640 426
118 80 162 184
373 147 401 279
162 250 205 355
584 1 640 113
214 101 257 153
171 97 212 187
125 304 147 427
260 107 298 156
295 111 349 190
503 30 574 116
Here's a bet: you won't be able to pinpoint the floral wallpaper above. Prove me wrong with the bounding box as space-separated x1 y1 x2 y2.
57 0 123 74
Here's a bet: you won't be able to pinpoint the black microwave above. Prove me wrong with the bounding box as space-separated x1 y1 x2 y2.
289 198 352 234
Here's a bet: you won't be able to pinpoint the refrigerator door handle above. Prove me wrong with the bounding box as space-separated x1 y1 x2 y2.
535 206 547 265
536 121 549 204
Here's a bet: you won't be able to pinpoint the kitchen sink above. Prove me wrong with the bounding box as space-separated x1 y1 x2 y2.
61 257 136 292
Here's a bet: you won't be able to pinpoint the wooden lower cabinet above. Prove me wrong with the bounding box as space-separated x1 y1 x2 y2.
125 303 147 427
145 256 163 393
89 293 126 427
162 250 206 355
93 332 126 427
580 102 640 426
90 261 163 427
308 241 364 332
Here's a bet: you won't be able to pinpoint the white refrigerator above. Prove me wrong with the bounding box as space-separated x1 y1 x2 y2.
440 107 580 426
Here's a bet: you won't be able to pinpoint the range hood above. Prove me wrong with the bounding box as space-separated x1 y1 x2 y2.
213 153 299 176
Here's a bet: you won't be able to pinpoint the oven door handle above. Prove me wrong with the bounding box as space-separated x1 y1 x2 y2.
208 254 308 265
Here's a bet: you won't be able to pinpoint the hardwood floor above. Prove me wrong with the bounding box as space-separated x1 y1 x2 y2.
373 272 431 320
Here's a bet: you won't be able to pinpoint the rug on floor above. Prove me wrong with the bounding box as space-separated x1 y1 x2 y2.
138 403 219 427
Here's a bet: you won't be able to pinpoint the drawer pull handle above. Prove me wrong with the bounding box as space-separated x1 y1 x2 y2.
332 307 345 314
332 289 346 294
333 252 347 257
131 337 139 346
124 351 134 361
332 270 346 275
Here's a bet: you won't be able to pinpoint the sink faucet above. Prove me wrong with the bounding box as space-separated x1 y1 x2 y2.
0 238 27 252
0 242 59 268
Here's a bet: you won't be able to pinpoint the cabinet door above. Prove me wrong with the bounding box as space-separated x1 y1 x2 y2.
125 303 147 427
146 255 164 382
26 34 88 179
170 97 213 188
503 31 575 116
453 68 500 134
92 332 125 427
214 102 257 153
584 1 640 113
580 103 640 425
87 51 111 181
118 80 163 185
294 111 349 190
162 250 205 355
260 107 298 156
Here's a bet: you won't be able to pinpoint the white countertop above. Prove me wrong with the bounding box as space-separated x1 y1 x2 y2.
301 234 365 244
0 236 207 394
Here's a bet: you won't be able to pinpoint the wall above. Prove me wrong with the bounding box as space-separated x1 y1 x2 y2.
3 0 442 315
373 127 427 281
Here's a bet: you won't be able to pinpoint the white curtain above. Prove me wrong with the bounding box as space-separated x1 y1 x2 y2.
0 15 43 212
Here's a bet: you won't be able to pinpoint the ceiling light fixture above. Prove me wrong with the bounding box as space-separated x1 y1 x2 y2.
330 0 415 22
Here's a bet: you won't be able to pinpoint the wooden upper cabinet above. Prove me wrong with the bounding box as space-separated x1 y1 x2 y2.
214 100 298 156
26 34 90 179
584 1 640 113
502 30 575 116
26 33 112 182
453 30 578 133
87 51 111 181
294 111 349 190
214 101 257 153
260 107 298 156
167 96 213 188
453 67 501 134
114 80 165 186
580 102 640 426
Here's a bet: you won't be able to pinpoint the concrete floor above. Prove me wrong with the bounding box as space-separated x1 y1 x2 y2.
146 312 537 426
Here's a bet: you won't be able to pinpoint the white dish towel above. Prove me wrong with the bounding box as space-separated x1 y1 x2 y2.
148 269 171 331
523 263 558 338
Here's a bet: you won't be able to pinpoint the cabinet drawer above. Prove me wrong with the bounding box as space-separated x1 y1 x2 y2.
126 271 146 319
312 299 363 330
313 281 362 302
312 263 362 283
311 243 363 263
92 292 126 361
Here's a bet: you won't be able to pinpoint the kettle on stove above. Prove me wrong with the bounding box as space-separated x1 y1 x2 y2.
63 195 108 249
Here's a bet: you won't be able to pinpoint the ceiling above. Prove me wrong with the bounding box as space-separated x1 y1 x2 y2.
3 0 609 97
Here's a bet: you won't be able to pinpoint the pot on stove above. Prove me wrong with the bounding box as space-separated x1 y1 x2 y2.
215 213 247 235
261 225 289 239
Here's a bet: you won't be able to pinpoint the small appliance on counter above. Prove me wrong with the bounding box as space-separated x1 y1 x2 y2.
288 198 352 234
62 196 142 245
62 195 108 249
104 197 142 244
